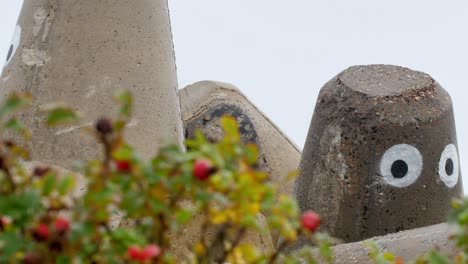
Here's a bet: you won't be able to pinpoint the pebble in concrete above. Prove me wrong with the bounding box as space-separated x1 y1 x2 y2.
295 65 463 243
0 0 184 168
180 81 301 199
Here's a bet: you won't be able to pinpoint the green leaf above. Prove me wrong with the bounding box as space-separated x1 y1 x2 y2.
58 175 76 195
286 169 299 180
113 144 134 160
427 251 451 264
57 255 72 264
114 90 132 118
113 119 126 132
244 143 259 164
4 118 31 139
111 228 145 250
42 172 56 196
363 240 379 259
221 115 240 142
10 144 30 159
382 252 395 260
0 191 43 226
319 240 333 262
0 93 32 116
175 208 193 224
0 231 29 262
46 106 78 125
4 117 23 131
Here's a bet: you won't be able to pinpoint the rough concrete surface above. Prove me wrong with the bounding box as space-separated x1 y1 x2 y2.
165 210 275 261
180 81 301 199
0 0 184 169
323 223 457 264
295 65 463 244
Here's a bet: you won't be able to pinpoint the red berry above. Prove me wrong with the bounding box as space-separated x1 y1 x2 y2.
115 159 131 172
33 223 49 241
0 216 11 230
142 244 161 259
301 211 321 232
127 245 144 260
33 166 50 178
54 216 70 232
193 158 215 180
0 216 11 226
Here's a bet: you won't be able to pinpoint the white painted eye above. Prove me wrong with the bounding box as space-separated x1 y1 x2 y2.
4 25 21 66
379 144 423 188
438 144 459 188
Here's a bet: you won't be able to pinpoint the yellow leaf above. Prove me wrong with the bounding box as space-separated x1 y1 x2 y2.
194 242 206 255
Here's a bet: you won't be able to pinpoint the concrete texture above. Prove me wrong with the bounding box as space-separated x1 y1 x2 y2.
295 65 463 243
166 210 275 261
321 223 457 264
0 0 184 168
180 81 301 199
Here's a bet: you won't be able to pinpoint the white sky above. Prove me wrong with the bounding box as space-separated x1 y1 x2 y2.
1 1 467 191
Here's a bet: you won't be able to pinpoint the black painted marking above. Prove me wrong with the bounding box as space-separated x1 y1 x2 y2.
391 160 408 179
6 44 13 62
187 103 258 144
445 158 454 176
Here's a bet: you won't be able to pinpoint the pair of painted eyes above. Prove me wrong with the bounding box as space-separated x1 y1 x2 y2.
380 144 459 188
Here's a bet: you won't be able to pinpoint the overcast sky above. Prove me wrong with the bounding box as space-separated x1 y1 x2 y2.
1 1 467 190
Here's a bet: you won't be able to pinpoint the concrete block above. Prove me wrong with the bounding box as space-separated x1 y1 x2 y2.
325 223 457 264
0 0 184 168
180 81 301 199
295 65 463 243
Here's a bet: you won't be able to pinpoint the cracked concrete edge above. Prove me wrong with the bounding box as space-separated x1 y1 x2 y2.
179 80 301 153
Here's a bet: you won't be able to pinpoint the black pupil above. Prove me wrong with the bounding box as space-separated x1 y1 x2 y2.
6 45 13 62
391 160 408 178
445 158 454 176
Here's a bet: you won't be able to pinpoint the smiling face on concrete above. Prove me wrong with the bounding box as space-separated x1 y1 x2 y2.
296 65 463 243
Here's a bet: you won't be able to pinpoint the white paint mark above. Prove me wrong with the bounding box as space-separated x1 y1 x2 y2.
42 0 58 42
331 128 347 179
32 8 47 36
322 125 348 180
2 76 11 83
3 25 21 67
102 76 112 87
126 119 139 127
86 89 96 98
55 122 92 136
439 143 459 188
379 144 423 188
22 48 51 66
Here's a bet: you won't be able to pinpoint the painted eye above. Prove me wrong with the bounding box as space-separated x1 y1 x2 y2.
379 144 423 188
438 144 459 188
4 25 21 66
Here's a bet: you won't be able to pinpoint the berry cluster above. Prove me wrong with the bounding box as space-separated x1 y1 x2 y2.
0 92 332 264
127 244 161 262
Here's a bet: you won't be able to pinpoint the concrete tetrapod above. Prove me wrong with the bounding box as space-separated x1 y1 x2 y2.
319 223 457 264
180 81 301 199
295 65 463 244
0 0 184 168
